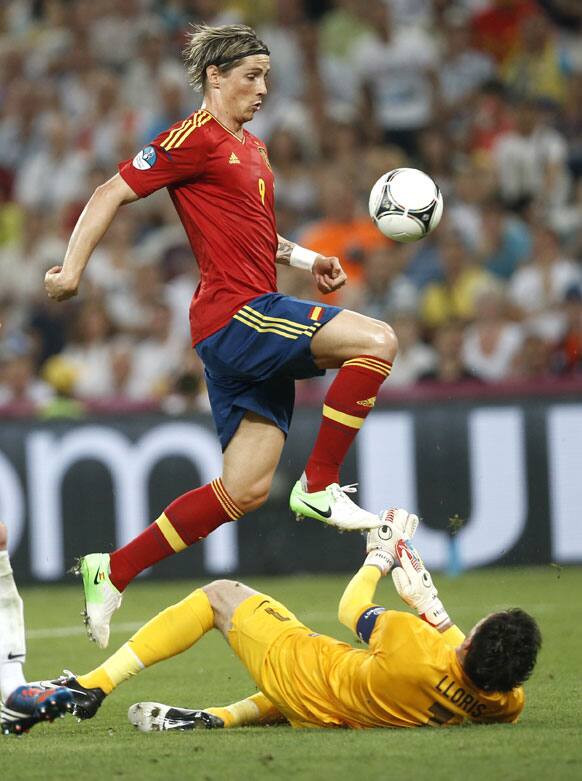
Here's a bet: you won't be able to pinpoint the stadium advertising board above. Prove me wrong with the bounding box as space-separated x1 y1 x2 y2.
1 398 581 581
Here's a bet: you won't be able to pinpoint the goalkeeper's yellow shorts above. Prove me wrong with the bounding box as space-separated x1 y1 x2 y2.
228 593 307 685
228 592 366 729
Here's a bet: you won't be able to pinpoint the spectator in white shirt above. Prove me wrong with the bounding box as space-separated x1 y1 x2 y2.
125 302 185 401
510 225 582 340
353 0 439 154
463 281 524 382
493 98 571 210
438 12 495 118
60 301 120 400
358 245 419 321
14 113 89 210
388 311 437 387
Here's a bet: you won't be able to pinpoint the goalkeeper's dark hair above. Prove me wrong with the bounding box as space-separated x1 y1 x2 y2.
464 609 541 693
183 24 269 93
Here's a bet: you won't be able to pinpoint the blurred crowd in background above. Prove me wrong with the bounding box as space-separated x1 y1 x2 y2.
0 0 581 416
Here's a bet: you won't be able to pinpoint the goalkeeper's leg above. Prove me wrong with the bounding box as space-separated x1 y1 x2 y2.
128 691 285 731
72 579 285 726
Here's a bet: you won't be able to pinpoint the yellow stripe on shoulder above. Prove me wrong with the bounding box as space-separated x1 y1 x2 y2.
172 111 212 149
161 111 212 151
160 117 191 150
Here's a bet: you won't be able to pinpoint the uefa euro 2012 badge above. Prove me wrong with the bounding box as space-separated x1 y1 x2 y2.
132 145 157 170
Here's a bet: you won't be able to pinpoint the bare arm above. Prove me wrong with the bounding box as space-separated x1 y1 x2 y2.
275 233 294 266
275 233 347 294
44 173 139 301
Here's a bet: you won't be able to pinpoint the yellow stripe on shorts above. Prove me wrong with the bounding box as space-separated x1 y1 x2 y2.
241 305 318 335
233 313 299 340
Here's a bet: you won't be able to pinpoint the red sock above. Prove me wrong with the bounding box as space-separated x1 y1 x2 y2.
109 479 243 592
304 356 392 492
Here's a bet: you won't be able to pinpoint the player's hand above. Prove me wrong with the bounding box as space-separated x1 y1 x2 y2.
391 540 451 630
44 266 79 301
364 508 419 575
0 522 7 551
312 256 347 295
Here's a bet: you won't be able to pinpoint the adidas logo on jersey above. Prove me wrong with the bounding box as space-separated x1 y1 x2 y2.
356 397 376 408
229 152 240 165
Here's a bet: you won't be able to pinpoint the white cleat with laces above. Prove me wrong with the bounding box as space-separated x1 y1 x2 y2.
289 477 382 531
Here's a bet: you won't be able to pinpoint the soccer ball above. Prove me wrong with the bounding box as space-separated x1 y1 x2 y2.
369 168 443 243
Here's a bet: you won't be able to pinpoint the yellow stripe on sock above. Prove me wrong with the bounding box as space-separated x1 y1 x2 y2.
155 513 188 553
323 403 365 430
233 314 299 340
342 359 391 378
344 356 392 374
211 479 238 519
360 357 392 374
342 362 388 378
211 479 243 520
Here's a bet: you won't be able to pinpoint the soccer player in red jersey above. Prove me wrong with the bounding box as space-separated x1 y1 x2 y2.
44 25 398 648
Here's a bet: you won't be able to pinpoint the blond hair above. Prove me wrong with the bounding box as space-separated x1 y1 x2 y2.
183 24 269 93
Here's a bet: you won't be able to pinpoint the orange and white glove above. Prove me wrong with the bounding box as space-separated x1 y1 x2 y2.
391 540 451 630
364 508 419 575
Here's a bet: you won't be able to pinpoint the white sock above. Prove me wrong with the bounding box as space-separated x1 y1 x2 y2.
0 552 27 701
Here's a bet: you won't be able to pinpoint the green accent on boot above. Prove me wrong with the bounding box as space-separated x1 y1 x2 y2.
289 480 335 521
79 553 119 605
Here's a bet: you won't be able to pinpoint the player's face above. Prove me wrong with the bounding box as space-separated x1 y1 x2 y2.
222 55 270 124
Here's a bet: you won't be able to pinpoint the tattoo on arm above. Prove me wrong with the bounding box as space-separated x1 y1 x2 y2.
276 234 295 266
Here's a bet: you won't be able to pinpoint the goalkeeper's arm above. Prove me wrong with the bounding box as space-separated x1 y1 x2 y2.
338 508 419 641
338 563 385 639
391 540 466 647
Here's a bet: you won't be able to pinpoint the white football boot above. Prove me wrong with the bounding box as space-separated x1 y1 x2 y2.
75 553 122 649
128 702 224 732
290 475 382 531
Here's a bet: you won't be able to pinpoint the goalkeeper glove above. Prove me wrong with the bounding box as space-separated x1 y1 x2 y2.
391 540 451 630
364 508 419 575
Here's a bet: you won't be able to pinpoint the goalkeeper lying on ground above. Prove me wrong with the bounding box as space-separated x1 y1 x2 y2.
50 509 540 730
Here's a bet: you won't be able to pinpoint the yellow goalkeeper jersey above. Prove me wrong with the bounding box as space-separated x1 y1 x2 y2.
262 611 524 729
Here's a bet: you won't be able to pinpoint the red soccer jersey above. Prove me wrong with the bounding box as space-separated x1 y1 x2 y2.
118 109 277 344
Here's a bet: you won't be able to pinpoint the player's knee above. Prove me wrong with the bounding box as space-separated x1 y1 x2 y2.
203 578 238 597
203 579 239 608
367 321 398 362
231 482 270 513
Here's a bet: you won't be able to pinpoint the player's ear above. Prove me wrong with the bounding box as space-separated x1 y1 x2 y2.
205 64 221 90
457 637 471 662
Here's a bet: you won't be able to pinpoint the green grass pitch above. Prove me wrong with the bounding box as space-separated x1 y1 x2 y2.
2 567 581 780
